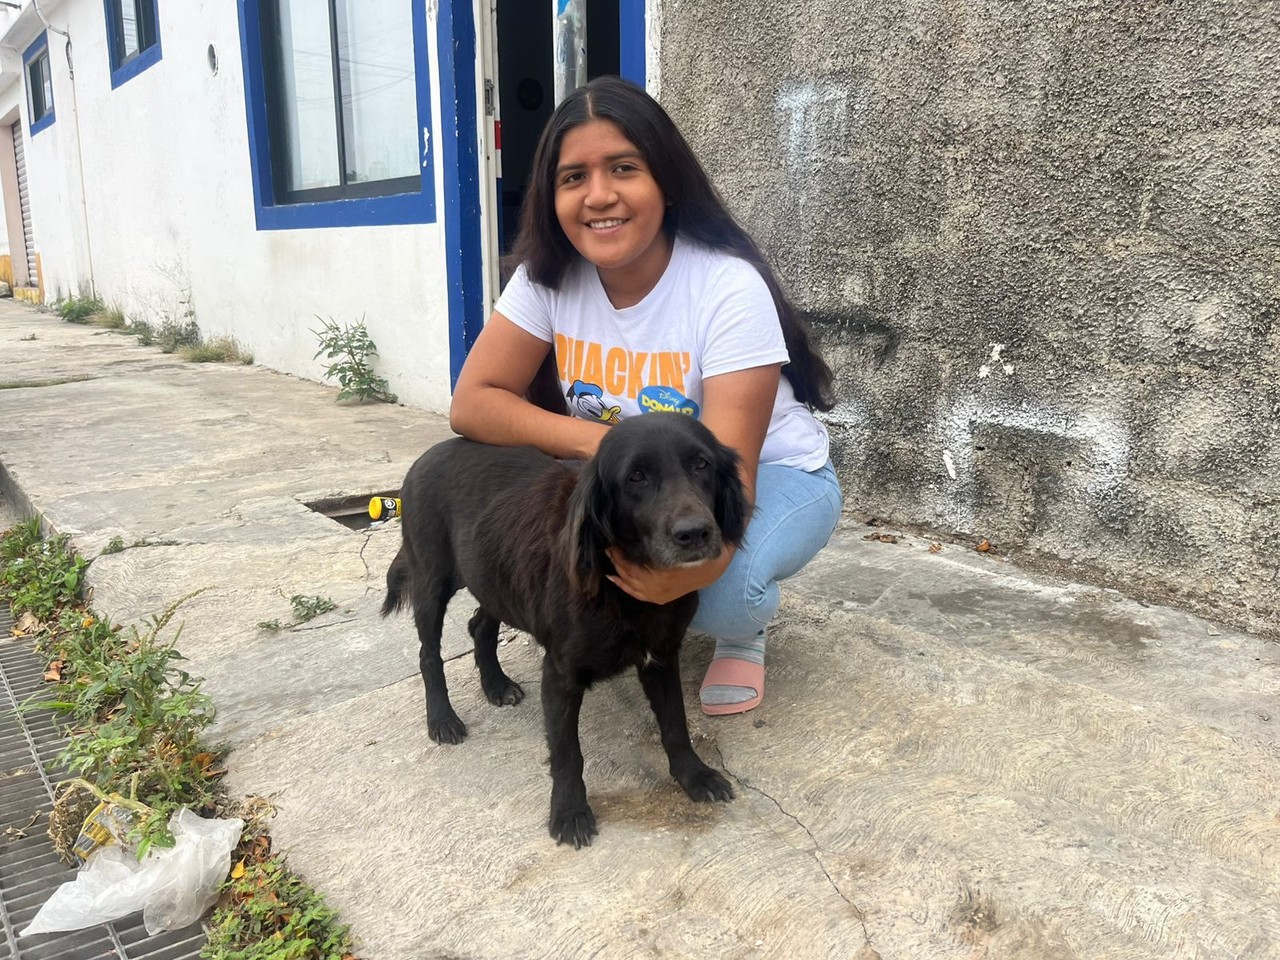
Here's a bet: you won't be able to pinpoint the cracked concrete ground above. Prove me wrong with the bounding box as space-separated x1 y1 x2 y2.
1 300 1277 960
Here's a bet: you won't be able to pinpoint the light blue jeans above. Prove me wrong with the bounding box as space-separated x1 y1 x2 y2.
690 460 843 642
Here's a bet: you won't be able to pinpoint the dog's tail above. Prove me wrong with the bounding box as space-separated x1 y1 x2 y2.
381 547 411 618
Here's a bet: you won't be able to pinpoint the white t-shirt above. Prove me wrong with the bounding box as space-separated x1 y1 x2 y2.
494 235 830 471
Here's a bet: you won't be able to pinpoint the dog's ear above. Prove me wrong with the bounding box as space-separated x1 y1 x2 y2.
714 442 750 547
562 460 614 597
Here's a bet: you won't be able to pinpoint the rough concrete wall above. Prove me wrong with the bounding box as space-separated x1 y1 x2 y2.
658 0 1280 636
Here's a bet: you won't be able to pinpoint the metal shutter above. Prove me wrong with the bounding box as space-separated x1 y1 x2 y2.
11 121 36 286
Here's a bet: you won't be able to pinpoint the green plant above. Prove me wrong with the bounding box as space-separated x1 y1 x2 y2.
158 318 201 353
203 855 355 960
257 595 335 633
32 598 220 856
131 320 156 345
1 523 357 955
183 336 254 365
0 518 86 621
102 537 126 555
290 595 336 623
57 296 105 324
312 318 396 404
92 303 128 330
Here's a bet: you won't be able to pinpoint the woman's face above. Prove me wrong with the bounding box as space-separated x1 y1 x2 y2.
553 119 670 299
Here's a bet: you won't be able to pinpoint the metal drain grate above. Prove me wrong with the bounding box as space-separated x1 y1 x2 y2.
0 612 207 960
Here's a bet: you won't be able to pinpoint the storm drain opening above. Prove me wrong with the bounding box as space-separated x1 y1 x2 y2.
304 490 401 530
0 613 206 960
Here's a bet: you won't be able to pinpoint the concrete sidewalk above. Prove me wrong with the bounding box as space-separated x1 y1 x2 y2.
1 299 1277 960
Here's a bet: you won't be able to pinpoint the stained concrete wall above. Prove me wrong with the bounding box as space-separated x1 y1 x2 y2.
658 1 1279 636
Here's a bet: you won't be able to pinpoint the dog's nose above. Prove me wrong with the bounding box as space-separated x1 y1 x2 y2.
671 518 713 549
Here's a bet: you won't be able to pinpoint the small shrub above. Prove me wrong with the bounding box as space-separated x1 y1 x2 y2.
102 537 125 555
0 518 86 621
58 296 104 324
157 319 201 354
131 320 156 345
183 336 254 365
312 317 397 404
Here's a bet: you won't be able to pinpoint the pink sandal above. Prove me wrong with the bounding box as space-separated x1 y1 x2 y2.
700 657 765 716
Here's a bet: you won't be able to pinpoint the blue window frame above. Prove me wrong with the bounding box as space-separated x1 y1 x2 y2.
104 0 163 88
236 0 435 230
24 34 55 136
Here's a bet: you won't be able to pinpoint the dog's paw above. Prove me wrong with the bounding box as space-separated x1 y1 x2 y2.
677 765 735 803
549 804 598 849
427 710 468 745
482 676 525 707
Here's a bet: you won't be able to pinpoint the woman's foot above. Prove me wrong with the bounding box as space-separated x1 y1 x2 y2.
700 630 767 715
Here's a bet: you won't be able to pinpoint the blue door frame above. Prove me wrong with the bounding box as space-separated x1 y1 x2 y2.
444 0 647 387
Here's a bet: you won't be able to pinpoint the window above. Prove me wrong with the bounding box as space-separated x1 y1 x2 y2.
105 0 163 88
263 0 421 203
237 0 434 228
24 34 55 135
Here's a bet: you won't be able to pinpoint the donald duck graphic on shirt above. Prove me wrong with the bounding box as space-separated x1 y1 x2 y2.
566 380 622 424
565 379 701 424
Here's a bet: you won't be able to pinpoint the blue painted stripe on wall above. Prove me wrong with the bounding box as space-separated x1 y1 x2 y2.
620 0 646 88
439 0 485 388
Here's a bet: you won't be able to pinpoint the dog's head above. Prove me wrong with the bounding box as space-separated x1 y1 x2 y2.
563 413 749 595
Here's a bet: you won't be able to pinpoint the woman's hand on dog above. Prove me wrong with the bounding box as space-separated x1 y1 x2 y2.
606 547 733 604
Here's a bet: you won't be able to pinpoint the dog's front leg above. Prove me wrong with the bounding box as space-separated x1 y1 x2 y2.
638 659 734 803
540 655 597 848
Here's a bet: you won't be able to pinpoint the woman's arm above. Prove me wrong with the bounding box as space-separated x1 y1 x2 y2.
606 363 780 603
449 311 609 460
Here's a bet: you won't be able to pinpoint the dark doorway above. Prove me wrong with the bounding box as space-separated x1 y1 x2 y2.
494 0 621 256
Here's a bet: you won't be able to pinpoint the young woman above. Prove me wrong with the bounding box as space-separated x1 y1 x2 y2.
450 76 842 715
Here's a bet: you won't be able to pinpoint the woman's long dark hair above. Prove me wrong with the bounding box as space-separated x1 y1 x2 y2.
513 75 835 412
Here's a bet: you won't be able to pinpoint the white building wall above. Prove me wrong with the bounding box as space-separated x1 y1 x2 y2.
6 0 459 415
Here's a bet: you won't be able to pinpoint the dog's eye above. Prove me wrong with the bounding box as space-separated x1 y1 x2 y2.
693 456 709 471
628 469 646 483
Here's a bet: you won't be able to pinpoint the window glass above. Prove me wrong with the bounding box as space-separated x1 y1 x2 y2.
335 0 418 183
120 0 141 59
276 0 340 191
29 52 52 121
41 57 53 116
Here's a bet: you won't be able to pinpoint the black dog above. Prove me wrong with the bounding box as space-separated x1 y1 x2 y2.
382 413 748 847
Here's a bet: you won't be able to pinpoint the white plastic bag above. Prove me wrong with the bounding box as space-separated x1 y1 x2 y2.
23 808 244 937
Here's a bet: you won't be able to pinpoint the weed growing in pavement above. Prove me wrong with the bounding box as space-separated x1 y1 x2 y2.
257 594 337 632
157 318 202 353
91 303 129 330
291 594 336 622
131 320 156 345
35 597 221 857
182 335 254 365
312 317 397 404
202 853 355 960
0 518 87 621
57 296 104 324
0 519 359 958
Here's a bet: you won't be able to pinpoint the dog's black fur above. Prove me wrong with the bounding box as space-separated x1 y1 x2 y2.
382 413 749 847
